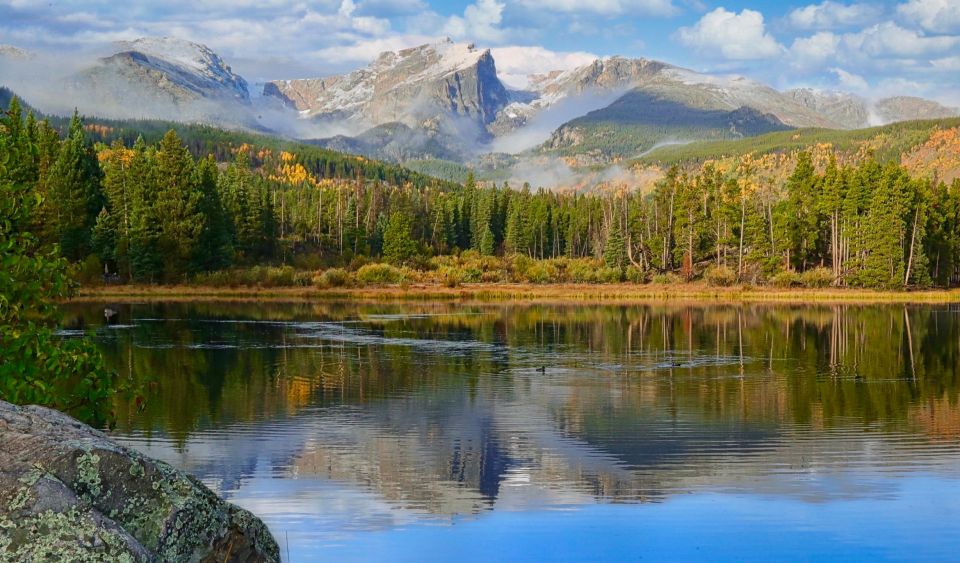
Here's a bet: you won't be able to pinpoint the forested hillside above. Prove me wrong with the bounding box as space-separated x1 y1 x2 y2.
3 95 959 290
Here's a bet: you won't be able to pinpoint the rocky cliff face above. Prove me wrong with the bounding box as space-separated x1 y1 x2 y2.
0 400 279 562
69 37 251 122
786 89 958 128
266 39 510 132
786 88 868 129
874 96 959 124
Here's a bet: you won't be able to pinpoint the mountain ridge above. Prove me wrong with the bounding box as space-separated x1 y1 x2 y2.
3 36 957 172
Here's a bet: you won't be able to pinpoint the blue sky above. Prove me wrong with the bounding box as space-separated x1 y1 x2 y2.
1 0 959 103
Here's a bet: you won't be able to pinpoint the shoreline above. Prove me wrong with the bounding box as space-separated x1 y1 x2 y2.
72 282 960 304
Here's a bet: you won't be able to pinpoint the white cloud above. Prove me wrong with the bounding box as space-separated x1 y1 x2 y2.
830 67 869 91
931 55 960 71
789 31 840 68
843 21 960 57
516 0 677 17
489 46 597 88
897 0 960 33
444 0 507 43
788 2 883 30
675 8 784 60
308 34 435 64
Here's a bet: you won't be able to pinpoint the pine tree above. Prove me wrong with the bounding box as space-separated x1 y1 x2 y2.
604 217 627 273
382 211 417 264
128 137 162 282
192 155 232 271
153 130 204 281
859 164 907 288
44 112 102 261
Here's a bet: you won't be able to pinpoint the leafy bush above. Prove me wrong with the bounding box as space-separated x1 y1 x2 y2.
704 265 737 287
800 267 835 288
442 269 462 288
357 263 405 284
75 254 104 285
259 265 296 287
524 261 560 284
769 270 800 288
315 267 351 288
293 271 314 287
192 270 235 287
651 272 683 285
509 254 535 282
625 266 647 284
567 258 603 283
291 252 323 271
596 267 624 283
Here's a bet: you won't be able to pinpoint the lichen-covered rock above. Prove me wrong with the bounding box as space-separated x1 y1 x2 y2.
0 401 280 562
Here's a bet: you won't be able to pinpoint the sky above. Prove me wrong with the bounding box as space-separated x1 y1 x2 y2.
1 0 959 104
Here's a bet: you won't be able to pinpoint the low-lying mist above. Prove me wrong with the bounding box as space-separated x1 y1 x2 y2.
487 88 629 155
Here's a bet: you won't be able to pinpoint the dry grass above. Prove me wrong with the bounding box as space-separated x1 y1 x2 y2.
73 282 960 305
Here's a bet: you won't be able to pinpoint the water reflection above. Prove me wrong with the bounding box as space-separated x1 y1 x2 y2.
64 302 960 559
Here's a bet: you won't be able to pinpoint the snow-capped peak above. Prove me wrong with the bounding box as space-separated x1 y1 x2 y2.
117 37 219 72
112 36 249 99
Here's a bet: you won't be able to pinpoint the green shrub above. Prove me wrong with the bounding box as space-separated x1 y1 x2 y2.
524 261 559 284
442 269 462 288
769 270 800 288
625 266 647 284
348 255 369 271
291 252 323 271
509 254 535 282
800 267 835 288
75 255 103 285
357 263 405 285
596 267 624 283
315 267 351 288
293 271 313 286
261 265 296 287
704 265 737 287
651 272 683 285
460 266 482 283
567 259 602 283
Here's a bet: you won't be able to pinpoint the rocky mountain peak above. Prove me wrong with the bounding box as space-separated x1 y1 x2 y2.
264 40 509 131
0 44 33 60
111 36 249 101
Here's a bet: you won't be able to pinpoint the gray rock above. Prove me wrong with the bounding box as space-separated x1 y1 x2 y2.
0 401 280 562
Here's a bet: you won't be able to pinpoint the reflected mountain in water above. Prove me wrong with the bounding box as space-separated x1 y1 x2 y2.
64 302 960 533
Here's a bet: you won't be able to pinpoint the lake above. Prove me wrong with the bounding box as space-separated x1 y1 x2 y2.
63 300 960 561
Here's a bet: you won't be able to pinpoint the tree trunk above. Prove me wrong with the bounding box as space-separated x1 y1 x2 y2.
737 195 745 278
904 205 920 286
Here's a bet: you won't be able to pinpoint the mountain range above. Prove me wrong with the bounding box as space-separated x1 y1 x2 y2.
2 36 957 174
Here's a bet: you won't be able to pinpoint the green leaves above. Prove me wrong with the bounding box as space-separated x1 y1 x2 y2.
0 98 116 426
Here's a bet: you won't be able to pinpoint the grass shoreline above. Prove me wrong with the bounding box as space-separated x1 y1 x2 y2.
72 282 960 304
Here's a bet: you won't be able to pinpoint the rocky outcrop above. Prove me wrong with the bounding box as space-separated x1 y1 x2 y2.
265 39 510 130
874 96 959 124
0 401 279 562
786 88 869 129
66 37 253 124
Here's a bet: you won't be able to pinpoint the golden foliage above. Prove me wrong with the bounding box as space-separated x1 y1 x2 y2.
84 124 114 136
96 145 134 165
902 127 960 183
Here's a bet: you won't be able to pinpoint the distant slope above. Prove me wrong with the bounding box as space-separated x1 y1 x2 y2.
636 117 960 166
539 90 791 161
308 122 469 162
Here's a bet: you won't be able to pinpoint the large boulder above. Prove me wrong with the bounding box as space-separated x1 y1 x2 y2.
0 401 280 562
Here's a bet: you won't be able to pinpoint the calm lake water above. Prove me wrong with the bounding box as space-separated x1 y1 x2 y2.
63 301 960 561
